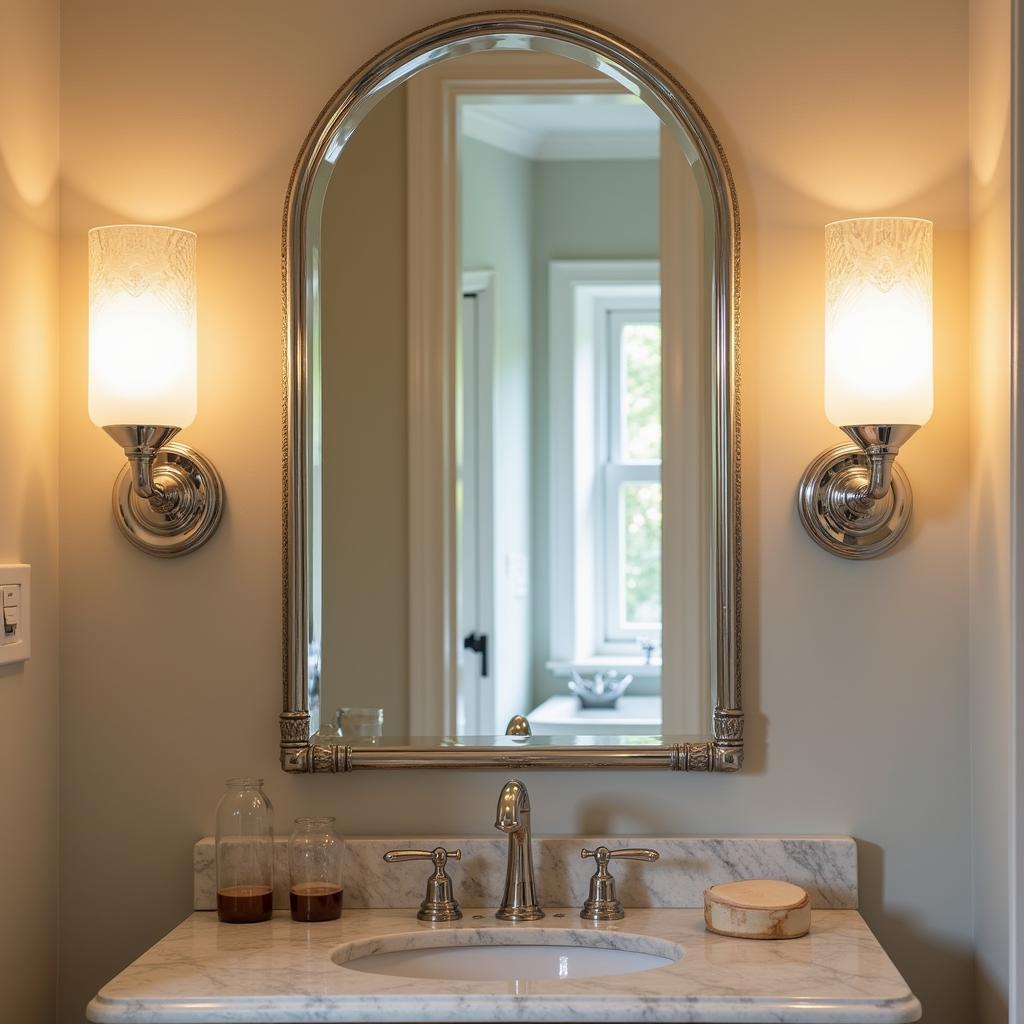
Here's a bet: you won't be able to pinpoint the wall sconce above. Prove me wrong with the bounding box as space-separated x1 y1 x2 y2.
798 217 933 558
89 224 224 557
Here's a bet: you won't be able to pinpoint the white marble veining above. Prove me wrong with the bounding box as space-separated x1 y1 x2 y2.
194 835 858 911
87 908 920 1023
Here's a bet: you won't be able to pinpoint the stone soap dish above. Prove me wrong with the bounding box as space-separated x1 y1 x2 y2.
704 879 811 939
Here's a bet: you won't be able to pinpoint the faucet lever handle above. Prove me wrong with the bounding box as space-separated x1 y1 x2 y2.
383 847 462 865
579 846 659 922
581 846 660 864
382 847 462 922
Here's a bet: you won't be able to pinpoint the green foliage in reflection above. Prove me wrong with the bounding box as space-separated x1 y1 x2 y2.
623 482 662 625
623 323 662 461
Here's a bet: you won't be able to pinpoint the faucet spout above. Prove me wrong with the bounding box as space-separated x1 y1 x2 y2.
495 778 529 832
494 779 544 921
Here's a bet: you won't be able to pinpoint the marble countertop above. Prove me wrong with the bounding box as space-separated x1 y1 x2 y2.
87 908 921 1023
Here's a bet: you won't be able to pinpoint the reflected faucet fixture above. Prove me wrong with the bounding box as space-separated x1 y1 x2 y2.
494 779 543 921
637 638 660 665
568 670 633 709
88 225 223 557
798 217 933 559
505 715 532 737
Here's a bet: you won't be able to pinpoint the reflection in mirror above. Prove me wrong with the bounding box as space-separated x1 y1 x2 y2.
310 50 712 744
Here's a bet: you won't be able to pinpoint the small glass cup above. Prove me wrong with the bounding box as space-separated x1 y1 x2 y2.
337 706 384 739
310 711 343 745
288 816 344 922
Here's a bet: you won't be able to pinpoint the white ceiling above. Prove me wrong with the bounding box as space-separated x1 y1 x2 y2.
460 94 660 161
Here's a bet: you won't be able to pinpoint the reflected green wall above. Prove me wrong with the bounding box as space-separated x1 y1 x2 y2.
460 140 660 714
529 159 659 705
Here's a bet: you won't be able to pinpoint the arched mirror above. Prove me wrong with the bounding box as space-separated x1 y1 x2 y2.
281 11 741 773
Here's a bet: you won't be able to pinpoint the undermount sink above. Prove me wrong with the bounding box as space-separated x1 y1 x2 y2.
336 928 681 982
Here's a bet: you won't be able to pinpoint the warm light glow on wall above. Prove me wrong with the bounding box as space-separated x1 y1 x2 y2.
88 225 197 428
824 217 933 427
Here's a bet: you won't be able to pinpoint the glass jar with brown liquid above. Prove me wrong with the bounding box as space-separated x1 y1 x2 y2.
288 816 344 922
215 778 274 923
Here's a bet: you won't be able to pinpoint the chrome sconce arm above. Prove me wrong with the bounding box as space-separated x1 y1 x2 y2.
103 424 224 558
108 424 182 500
840 424 918 501
798 424 917 559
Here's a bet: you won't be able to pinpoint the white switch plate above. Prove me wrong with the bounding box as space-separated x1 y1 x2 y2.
0 564 30 666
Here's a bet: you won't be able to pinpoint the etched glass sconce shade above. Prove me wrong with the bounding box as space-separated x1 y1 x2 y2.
89 225 198 429
89 225 223 556
799 217 933 559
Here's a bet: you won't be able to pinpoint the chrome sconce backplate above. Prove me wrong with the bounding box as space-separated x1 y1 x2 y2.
105 425 224 557
798 425 916 560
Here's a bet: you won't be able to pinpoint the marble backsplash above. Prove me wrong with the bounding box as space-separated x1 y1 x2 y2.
194 835 857 912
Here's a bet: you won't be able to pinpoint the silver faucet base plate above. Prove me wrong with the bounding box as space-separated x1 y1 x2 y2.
581 900 625 922
495 907 545 922
417 900 463 923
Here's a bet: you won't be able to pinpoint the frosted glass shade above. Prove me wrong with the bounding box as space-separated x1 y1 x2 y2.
824 217 933 428
88 225 198 428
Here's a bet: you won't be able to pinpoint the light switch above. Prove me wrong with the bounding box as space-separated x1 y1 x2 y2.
3 595 19 629
0 565 30 666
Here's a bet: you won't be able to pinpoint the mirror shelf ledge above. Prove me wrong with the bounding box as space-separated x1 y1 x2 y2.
280 739 743 774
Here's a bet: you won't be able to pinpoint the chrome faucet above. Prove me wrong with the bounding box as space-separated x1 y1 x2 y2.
494 779 544 920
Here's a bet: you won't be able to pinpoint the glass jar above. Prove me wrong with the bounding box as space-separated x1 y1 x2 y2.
337 706 384 739
310 711 343 745
288 816 344 921
215 778 274 923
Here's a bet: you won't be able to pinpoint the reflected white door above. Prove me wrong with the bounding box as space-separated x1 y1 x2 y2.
457 285 495 735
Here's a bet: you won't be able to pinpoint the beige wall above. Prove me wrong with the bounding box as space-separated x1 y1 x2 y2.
0 1 61 1021
968 0 1014 1020
58 2 974 1022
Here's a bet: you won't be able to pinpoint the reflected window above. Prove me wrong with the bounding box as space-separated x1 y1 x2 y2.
547 262 663 671
603 313 662 645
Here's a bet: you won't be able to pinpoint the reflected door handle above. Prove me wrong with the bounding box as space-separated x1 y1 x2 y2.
463 632 488 677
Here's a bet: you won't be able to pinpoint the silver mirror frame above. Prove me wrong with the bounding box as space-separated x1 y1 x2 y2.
280 10 742 773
